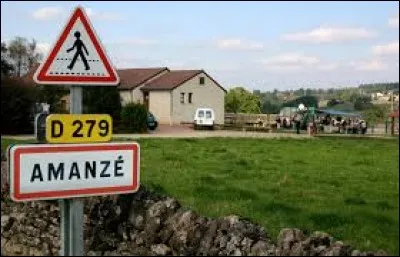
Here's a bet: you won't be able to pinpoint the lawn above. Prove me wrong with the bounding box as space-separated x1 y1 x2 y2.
1 137 399 254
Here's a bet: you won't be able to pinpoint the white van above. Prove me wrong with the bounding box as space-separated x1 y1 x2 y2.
194 108 215 130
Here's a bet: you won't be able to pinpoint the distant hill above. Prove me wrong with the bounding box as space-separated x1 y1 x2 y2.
358 83 399 93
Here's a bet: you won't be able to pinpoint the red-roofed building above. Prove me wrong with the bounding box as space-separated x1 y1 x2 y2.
24 65 226 125
141 70 226 125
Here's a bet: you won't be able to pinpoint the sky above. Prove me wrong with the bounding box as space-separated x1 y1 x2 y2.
1 1 399 91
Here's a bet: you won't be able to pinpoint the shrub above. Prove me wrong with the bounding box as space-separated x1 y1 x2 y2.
1 77 36 134
120 102 148 133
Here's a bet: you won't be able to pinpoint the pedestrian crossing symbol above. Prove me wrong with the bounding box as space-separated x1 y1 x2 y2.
33 6 119 86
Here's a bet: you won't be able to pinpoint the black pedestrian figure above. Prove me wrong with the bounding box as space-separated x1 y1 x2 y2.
66 31 90 70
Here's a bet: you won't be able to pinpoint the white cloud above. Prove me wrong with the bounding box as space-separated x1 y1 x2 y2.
350 59 388 71
388 13 399 28
261 53 320 71
282 26 376 43
32 7 63 21
216 39 264 50
317 63 339 71
372 41 399 55
36 43 51 56
85 7 126 21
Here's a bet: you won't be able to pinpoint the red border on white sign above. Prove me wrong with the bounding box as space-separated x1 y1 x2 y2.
9 143 139 201
33 6 119 85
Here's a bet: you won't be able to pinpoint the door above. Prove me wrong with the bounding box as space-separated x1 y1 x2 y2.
144 92 149 111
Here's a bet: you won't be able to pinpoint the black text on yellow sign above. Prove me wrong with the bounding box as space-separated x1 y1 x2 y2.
46 114 112 143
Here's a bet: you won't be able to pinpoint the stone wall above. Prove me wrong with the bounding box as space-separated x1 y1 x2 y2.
1 160 387 256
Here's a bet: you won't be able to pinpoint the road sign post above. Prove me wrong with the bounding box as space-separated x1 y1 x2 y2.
60 86 84 256
12 5 125 256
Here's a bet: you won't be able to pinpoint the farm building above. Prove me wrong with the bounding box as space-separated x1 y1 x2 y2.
24 65 226 125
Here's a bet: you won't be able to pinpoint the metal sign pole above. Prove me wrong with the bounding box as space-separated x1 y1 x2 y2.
60 86 84 256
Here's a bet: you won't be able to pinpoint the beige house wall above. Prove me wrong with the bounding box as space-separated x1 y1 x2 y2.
120 90 133 106
171 72 225 124
149 91 172 124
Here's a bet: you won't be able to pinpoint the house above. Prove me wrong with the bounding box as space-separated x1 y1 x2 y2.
118 67 169 106
140 70 226 125
24 65 227 125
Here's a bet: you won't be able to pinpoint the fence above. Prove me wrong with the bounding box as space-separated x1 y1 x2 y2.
222 113 278 132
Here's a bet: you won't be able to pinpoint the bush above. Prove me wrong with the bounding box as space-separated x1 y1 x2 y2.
83 86 122 121
120 102 148 133
1 77 36 134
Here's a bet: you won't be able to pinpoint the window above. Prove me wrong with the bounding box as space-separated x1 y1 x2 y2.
188 93 193 103
206 111 212 119
180 93 185 103
198 110 204 118
199 77 205 85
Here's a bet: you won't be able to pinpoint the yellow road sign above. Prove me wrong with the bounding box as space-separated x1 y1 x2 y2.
46 114 112 143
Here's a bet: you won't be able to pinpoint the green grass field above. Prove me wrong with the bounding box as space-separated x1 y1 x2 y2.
1 137 399 254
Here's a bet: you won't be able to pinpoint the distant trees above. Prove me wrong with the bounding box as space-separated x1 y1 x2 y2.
359 83 399 93
4 37 42 77
282 95 319 108
354 95 373 111
225 87 261 114
364 105 390 126
1 42 14 76
1 76 36 134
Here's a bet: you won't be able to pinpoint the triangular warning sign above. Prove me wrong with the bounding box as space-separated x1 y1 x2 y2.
34 6 119 86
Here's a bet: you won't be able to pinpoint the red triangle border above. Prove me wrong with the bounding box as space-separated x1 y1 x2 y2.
35 7 118 85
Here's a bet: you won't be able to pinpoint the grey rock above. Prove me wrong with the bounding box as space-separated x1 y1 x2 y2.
151 244 171 256
250 241 269 256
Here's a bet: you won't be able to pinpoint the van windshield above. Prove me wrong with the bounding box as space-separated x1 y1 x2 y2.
206 111 212 118
198 110 204 118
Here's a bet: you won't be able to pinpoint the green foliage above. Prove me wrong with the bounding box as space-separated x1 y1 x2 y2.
120 102 148 133
329 102 356 112
1 77 36 134
359 83 399 94
354 95 373 111
282 95 319 108
327 99 343 107
36 85 69 113
225 87 261 114
364 105 390 125
262 101 281 114
83 87 122 121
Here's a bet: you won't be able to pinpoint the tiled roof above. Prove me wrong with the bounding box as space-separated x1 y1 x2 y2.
141 70 203 91
22 65 226 93
118 67 169 89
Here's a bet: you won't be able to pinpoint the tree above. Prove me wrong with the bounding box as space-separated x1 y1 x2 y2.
262 100 281 114
83 87 122 121
35 85 69 113
1 76 36 134
282 95 319 108
364 105 389 126
354 95 373 111
7 37 42 77
1 42 14 76
225 87 261 114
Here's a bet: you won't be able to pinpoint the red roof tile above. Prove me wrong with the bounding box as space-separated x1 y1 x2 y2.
117 67 169 89
141 70 203 91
